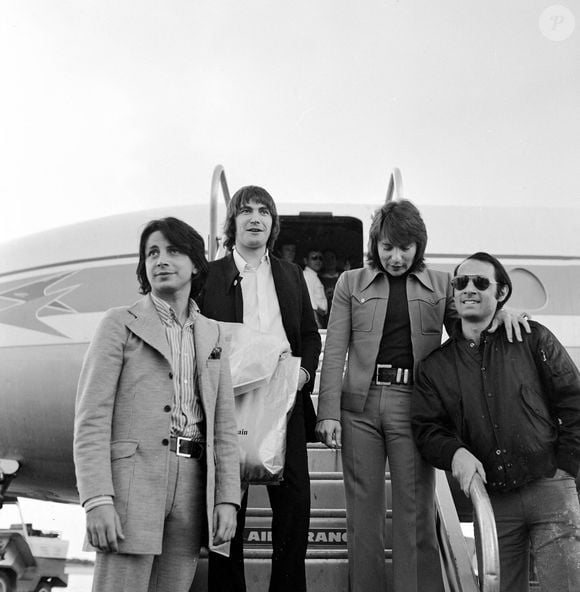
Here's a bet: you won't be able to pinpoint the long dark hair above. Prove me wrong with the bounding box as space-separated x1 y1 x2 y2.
367 199 427 273
222 185 280 251
137 217 208 300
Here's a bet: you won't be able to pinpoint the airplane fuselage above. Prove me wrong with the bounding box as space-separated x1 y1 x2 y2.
1 202 579 502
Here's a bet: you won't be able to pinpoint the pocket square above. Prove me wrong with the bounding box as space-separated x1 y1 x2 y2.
209 346 222 360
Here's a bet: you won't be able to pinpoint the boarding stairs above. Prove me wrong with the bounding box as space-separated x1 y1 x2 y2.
192 330 500 592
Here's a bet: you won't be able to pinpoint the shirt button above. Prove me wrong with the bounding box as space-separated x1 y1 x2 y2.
360 298 365 303
496 449 501 455
164 405 171 412
487 392 493 397
169 372 174 379
498 465 503 470
469 342 475 348
494 424 499 429
184 379 188 384
162 438 169 446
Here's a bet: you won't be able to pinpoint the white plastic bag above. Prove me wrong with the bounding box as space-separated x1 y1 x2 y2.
219 323 301 483
235 354 300 483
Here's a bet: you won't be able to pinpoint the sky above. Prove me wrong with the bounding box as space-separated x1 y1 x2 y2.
1 1 579 246
0 0 578 559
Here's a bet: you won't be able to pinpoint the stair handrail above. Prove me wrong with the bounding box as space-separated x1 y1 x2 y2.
435 469 500 592
385 167 404 202
470 473 500 592
209 165 231 261
435 469 480 592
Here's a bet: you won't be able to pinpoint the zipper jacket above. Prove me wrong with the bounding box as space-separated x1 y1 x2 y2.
412 320 580 492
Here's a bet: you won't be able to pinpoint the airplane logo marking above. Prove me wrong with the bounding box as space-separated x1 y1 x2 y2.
0 273 79 336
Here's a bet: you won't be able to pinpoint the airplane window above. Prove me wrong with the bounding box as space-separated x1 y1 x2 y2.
508 267 548 311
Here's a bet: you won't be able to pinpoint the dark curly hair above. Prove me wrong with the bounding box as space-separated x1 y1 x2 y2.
137 217 208 300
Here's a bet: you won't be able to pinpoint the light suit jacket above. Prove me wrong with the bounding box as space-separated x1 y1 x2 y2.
317 266 457 420
74 295 240 555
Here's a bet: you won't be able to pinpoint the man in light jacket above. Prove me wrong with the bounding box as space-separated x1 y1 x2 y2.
74 217 240 592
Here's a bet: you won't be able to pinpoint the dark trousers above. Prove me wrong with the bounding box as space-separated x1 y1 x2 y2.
208 396 311 592
478 469 580 592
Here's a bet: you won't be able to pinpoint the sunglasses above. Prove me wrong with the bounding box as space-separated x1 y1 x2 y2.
451 275 498 291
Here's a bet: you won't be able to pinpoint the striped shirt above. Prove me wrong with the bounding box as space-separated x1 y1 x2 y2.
151 293 205 441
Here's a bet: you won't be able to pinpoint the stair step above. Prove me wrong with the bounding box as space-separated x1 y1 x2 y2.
191 553 393 592
246 508 392 520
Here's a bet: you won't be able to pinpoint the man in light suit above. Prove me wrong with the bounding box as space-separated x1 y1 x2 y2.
197 185 321 592
74 217 240 592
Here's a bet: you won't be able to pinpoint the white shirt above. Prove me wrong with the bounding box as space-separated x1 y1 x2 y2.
303 266 328 313
233 248 291 354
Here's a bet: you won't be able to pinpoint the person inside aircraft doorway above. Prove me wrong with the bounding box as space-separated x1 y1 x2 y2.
303 248 328 329
316 199 531 592
197 185 321 592
74 217 240 592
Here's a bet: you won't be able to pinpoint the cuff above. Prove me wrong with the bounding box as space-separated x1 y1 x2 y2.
83 495 114 513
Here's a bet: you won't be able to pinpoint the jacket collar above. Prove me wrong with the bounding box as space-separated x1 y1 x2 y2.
410 266 437 292
126 295 172 364
126 295 219 371
359 265 436 293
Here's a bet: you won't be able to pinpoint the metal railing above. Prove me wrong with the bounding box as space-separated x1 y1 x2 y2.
435 470 500 592
209 165 231 261
470 474 500 591
385 167 404 202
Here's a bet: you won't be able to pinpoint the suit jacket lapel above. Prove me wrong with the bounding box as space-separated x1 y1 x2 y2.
271 256 291 333
194 315 220 413
194 315 216 374
222 254 245 322
126 296 172 365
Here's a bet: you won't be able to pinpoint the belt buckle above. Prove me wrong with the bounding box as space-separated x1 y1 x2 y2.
176 436 192 457
375 363 392 386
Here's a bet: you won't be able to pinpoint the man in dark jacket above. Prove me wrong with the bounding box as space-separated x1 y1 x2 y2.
412 252 580 592
197 185 321 592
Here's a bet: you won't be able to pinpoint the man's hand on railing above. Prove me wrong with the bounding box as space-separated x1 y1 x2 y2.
452 448 487 497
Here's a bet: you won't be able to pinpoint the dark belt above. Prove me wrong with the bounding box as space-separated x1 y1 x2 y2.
169 436 205 459
374 364 413 386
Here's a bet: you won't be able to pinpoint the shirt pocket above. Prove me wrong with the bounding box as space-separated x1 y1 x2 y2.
416 295 446 335
351 294 380 332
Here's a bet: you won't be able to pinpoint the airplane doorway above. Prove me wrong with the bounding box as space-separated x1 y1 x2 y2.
274 213 364 328
274 213 364 271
